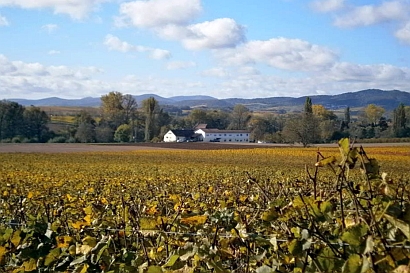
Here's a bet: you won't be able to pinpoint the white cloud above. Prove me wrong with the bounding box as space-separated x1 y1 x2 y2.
217 62 410 98
117 0 201 28
116 0 245 50
310 0 345 13
166 61 196 70
150 49 172 60
157 18 246 50
201 66 259 79
0 14 9 26
156 18 246 50
327 62 410 82
0 54 106 98
181 18 246 50
201 67 229 78
103 34 171 59
0 0 109 19
41 24 58 33
237 66 260 76
216 37 338 72
396 22 410 44
48 50 61 55
2 54 410 100
334 1 410 28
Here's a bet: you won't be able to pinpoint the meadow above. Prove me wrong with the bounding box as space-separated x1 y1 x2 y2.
0 143 409 272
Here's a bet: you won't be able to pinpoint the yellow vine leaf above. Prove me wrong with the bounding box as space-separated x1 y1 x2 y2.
146 206 158 215
83 206 92 215
22 258 37 271
79 264 89 273
180 215 207 226
66 194 73 201
101 197 108 205
83 215 92 225
71 220 89 230
56 236 73 248
10 230 21 247
0 246 7 263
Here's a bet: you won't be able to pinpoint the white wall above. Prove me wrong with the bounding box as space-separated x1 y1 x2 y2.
195 129 250 143
163 131 177 142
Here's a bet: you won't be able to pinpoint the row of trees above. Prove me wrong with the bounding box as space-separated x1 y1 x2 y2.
0 101 49 142
1 92 409 145
66 92 255 144
66 92 171 143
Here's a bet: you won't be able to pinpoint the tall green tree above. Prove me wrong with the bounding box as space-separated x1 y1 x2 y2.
364 104 385 125
114 124 132 142
282 97 320 147
344 107 351 124
393 103 407 137
142 97 159 142
207 110 230 130
23 106 49 141
304 97 313 114
229 104 250 130
188 109 208 127
405 106 410 127
282 114 320 147
0 101 25 140
123 94 138 124
75 123 96 143
248 116 268 142
73 110 96 142
100 91 137 129
74 110 96 127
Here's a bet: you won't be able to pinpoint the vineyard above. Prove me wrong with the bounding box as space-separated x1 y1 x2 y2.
1 141 410 272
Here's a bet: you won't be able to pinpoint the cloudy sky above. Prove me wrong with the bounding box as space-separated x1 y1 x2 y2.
1 0 410 100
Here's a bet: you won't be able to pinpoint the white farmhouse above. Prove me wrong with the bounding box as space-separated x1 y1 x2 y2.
195 128 250 142
163 130 198 142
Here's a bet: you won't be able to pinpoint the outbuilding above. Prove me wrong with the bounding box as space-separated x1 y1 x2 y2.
194 128 250 143
163 130 199 142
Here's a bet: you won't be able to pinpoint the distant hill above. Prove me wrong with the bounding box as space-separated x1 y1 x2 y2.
7 89 410 111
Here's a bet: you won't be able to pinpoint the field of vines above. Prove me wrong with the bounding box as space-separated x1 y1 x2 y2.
1 141 410 273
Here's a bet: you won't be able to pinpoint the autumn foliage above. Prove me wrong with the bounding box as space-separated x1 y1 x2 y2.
0 142 410 272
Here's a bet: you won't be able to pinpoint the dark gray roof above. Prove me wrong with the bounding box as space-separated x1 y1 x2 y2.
171 130 195 138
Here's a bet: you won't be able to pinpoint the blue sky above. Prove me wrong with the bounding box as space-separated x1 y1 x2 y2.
1 0 410 99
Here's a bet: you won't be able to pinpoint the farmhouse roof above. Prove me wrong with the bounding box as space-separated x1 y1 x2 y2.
171 130 195 138
194 123 208 129
197 128 250 133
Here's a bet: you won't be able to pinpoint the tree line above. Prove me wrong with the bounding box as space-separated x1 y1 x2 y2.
1 92 409 145
0 101 49 143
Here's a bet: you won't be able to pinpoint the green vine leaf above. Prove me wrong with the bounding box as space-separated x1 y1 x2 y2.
163 254 179 267
288 239 303 257
342 254 362 273
315 156 337 167
341 223 368 247
256 265 275 273
384 214 410 240
147 265 163 273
